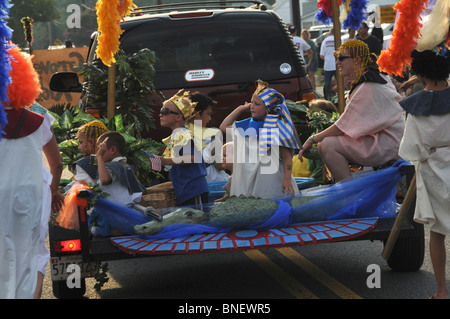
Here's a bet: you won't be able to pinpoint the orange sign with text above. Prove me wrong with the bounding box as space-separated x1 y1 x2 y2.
32 47 89 109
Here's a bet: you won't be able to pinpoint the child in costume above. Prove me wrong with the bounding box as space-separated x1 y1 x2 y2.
189 92 229 182
96 131 145 207
0 46 50 298
56 120 109 230
220 80 301 199
73 120 109 185
90 131 146 236
298 40 404 182
399 46 450 299
152 89 209 207
214 142 234 203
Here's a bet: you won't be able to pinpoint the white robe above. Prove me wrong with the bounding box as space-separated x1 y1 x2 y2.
230 123 298 200
399 112 450 235
37 112 56 275
0 126 44 298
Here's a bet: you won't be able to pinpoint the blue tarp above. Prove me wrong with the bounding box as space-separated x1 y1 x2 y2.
90 159 410 239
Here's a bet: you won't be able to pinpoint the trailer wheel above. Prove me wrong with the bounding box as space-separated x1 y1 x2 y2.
52 279 86 299
384 224 425 272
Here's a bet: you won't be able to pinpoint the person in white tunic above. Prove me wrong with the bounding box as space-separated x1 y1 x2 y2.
220 80 301 199
398 47 450 299
0 46 51 299
28 103 63 299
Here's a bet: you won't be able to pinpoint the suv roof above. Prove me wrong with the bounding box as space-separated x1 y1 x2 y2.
84 2 314 141
118 6 309 88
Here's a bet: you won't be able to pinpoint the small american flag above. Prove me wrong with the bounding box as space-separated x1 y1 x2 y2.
146 152 162 172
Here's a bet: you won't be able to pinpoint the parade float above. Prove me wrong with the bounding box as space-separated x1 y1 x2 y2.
45 0 450 298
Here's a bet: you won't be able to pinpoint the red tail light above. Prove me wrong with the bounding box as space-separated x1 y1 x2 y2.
55 239 82 252
301 92 316 102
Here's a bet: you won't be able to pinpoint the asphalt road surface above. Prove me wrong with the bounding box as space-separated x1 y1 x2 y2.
40 224 448 300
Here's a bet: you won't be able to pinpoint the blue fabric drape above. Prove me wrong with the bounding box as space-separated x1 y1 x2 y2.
90 159 409 239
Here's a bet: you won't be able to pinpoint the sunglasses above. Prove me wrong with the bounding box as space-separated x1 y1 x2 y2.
336 55 352 61
160 107 180 116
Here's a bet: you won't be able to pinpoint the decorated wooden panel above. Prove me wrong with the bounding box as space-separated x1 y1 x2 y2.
110 218 378 255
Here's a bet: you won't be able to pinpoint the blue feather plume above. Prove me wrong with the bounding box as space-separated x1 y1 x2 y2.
343 0 369 30
0 0 12 140
315 8 334 26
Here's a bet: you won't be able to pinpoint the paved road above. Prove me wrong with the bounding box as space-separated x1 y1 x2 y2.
41 224 448 300
40 94 447 302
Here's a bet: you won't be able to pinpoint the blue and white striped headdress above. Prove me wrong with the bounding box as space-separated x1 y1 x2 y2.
255 80 301 155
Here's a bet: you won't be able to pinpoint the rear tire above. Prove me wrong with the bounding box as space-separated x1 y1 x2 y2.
52 279 86 299
384 223 424 272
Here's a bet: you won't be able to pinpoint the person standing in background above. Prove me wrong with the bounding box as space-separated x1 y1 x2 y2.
320 31 336 100
301 29 318 90
356 22 381 56
289 25 312 63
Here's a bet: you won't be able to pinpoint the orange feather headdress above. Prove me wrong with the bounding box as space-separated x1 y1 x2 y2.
6 46 42 110
377 0 432 76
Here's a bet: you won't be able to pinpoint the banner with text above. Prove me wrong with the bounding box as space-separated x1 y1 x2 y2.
32 47 89 109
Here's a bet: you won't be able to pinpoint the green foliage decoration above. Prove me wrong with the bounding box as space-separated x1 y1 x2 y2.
75 48 162 136
49 103 164 187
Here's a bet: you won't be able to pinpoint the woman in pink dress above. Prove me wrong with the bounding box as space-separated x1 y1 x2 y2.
298 39 404 181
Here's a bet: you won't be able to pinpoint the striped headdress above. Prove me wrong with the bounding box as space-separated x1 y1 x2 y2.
255 80 301 155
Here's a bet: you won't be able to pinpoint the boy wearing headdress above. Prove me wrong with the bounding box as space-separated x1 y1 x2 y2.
152 89 209 207
220 80 301 199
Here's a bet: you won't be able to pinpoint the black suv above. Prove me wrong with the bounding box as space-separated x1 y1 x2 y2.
53 1 315 141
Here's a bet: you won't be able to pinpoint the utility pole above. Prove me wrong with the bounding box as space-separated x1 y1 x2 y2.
291 0 301 31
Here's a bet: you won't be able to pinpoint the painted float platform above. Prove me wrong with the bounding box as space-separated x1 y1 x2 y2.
110 217 378 255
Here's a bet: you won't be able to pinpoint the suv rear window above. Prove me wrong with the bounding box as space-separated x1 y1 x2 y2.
119 11 301 89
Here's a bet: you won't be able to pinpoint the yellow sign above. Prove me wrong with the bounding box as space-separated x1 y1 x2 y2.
32 47 89 109
380 6 396 24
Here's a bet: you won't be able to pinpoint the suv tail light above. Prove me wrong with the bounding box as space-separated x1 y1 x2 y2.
300 92 316 102
55 239 82 252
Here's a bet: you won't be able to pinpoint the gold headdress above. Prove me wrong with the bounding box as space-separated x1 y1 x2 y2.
168 89 198 121
336 39 370 86
76 120 109 157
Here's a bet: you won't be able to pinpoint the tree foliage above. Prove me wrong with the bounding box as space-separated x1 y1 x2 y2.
9 0 59 47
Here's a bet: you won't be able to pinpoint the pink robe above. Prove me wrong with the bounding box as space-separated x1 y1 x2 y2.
334 75 404 166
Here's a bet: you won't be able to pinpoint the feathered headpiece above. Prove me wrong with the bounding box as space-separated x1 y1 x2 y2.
316 0 368 29
96 0 137 67
6 46 42 110
342 0 369 30
377 0 449 76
